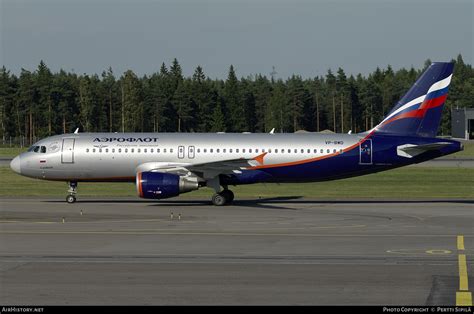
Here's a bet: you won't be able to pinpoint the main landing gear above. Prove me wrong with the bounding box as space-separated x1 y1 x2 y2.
206 177 236 206
211 189 234 206
66 181 78 204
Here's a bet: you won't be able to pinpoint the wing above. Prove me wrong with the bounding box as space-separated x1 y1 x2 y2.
136 152 268 180
397 142 451 158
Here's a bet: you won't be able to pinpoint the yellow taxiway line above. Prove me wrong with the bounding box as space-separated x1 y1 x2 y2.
456 236 472 306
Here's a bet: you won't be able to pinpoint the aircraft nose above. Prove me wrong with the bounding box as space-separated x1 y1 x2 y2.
10 155 21 174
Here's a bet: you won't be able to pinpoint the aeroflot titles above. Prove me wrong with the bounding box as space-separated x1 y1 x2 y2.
93 137 160 143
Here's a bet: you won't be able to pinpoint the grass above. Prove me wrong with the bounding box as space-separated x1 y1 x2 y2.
1 166 472 199
445 140 474 158
0 147 27 158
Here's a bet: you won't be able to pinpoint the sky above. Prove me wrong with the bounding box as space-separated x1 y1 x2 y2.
1 0 473 79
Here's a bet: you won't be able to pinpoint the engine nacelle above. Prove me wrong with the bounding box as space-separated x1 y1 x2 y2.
136 172 199 199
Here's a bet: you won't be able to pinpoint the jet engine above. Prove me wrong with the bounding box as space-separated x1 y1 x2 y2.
136 172 198 199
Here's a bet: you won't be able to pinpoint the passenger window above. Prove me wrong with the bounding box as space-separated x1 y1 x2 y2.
33 146 40 153
268 149 272 153
274 149 277 154
93 148 96 153
294 149 297 153
320 149 323 153
243 149 246 153
223 149 226 153
86 148 90 153
255 149 258 153
112 148 115 153
170 149 173 153
125 148 128 153
163 148 167 153
301 149 304 153
327 149 330 153
118 148 121 153
217 148 220 153
137 148 141 153
131 148 134 153
197 148 200 153
157 148 160 153
210 149 213 153
229 148 232 153
314 149 317 153
339 149 343 153
249 149 252 153
236 149 239 153
333 149 336 153
40 146 46 153
307 149 310 153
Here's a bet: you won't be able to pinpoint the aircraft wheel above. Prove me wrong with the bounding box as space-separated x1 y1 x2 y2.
221 190 234 203
66 195 76 204
212 193 227 206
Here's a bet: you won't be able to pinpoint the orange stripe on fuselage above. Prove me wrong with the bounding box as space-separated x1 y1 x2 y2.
248 134 371 170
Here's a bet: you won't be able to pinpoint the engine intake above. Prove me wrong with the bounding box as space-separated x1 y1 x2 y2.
137 172 198 199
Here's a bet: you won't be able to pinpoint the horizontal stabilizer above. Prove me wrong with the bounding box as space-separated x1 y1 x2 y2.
397 142 451 158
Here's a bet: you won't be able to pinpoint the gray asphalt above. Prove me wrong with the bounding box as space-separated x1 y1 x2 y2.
0 198 473 305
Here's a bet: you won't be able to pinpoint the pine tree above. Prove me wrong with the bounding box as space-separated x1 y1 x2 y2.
336 68 348 133
191 66 213 132
224 65 245 132
121 70 143 132
101 67 117 132
210 101 226 132
287 75 310 132
172 81 194 132
170 58 183 92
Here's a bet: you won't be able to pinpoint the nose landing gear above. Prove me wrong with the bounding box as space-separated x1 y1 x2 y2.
66 181 78 204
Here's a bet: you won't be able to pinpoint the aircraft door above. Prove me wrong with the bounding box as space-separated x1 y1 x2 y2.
188 146 195 159
61 138 75 163
359 139 372 165
178 145 185 159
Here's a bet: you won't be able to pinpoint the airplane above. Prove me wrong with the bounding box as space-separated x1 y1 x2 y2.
10 62 463 205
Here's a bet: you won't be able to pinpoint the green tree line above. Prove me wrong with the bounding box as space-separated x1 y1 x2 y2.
0 55 472 145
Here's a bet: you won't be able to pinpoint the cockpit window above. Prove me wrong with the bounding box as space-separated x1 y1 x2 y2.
27 145 47 153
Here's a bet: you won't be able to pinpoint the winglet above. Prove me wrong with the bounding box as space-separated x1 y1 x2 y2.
74 128 79 134
269 128 275 134
253 152 267 165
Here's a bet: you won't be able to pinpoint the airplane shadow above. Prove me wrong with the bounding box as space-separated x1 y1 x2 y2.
44 196 474 210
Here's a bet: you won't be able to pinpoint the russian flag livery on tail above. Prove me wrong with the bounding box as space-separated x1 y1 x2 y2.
374 62 453 137
10 62 463 205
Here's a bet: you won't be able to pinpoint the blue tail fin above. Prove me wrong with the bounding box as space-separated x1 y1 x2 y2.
374 62 454 137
